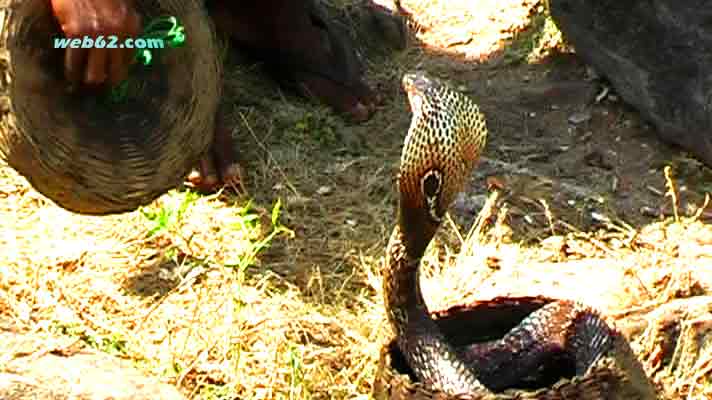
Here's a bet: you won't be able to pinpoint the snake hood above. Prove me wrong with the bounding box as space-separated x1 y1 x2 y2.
384 71 493 394
398 71 488 256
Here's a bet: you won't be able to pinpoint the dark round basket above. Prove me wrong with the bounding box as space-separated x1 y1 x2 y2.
0 0 221 214
376 296 660 399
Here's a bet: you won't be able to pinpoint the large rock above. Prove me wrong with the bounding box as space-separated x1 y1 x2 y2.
549 0 712 167
0 328 186 400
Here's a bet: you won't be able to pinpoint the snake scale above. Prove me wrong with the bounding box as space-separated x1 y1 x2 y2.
378 71 661 399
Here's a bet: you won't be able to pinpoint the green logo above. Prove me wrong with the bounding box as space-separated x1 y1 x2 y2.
108 16 186 104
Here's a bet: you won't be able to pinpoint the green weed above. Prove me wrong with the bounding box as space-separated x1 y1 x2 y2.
140 190 199 236
226 199 295 280
50 322 129 357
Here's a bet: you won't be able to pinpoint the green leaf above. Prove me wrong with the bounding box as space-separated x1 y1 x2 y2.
271 198 283 227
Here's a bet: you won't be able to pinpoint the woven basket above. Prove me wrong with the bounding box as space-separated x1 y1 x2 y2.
373 296 661 400
0 0 221 214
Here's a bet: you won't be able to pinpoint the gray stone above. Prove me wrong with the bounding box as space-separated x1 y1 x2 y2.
550 0 712 167
0 329 186 400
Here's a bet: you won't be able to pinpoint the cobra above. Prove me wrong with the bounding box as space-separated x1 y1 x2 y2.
381 71 661 399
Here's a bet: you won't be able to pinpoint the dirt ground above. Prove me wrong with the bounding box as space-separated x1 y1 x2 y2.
230 0 712 243
1 0 711 399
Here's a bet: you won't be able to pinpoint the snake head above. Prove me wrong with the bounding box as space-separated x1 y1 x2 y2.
398 71 488 254
402 72 439 117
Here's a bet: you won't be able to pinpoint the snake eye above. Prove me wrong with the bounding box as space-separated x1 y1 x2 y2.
421 169 443 221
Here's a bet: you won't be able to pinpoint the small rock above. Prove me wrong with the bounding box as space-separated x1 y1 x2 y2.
286 196 310 206
316 186 333 196
158 268 175 281
640 206 659 217
590 211 610 223
453 193 488 215
568 110 592 124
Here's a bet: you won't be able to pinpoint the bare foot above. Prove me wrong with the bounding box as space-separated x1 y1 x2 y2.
296 74 378 123
186 114 245 193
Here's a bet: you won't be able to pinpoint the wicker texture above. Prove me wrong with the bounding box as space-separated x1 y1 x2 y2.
0 0 221 214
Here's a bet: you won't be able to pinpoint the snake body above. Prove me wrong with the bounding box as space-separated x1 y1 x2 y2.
380 71 660 399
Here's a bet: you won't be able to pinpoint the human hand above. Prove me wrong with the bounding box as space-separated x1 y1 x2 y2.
50 0 142 86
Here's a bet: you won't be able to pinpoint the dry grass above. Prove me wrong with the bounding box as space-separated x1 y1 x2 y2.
3 165 710 399
0 162 390 399
1 0 711 399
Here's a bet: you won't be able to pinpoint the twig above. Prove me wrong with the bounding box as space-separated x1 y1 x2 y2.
238 111 302 198
663 165 680 222
538 198 555 236
693 193 711 221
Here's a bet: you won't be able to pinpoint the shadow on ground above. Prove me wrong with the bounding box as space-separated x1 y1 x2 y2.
212 0 709 289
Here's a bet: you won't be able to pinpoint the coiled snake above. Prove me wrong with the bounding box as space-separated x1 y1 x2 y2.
379 71 661 399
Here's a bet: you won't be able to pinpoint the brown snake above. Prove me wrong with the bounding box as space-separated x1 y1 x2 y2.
378 71 661 399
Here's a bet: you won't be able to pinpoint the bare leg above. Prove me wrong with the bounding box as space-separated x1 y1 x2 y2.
207 0 381 122
186 110 245 192
188 0 404 191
